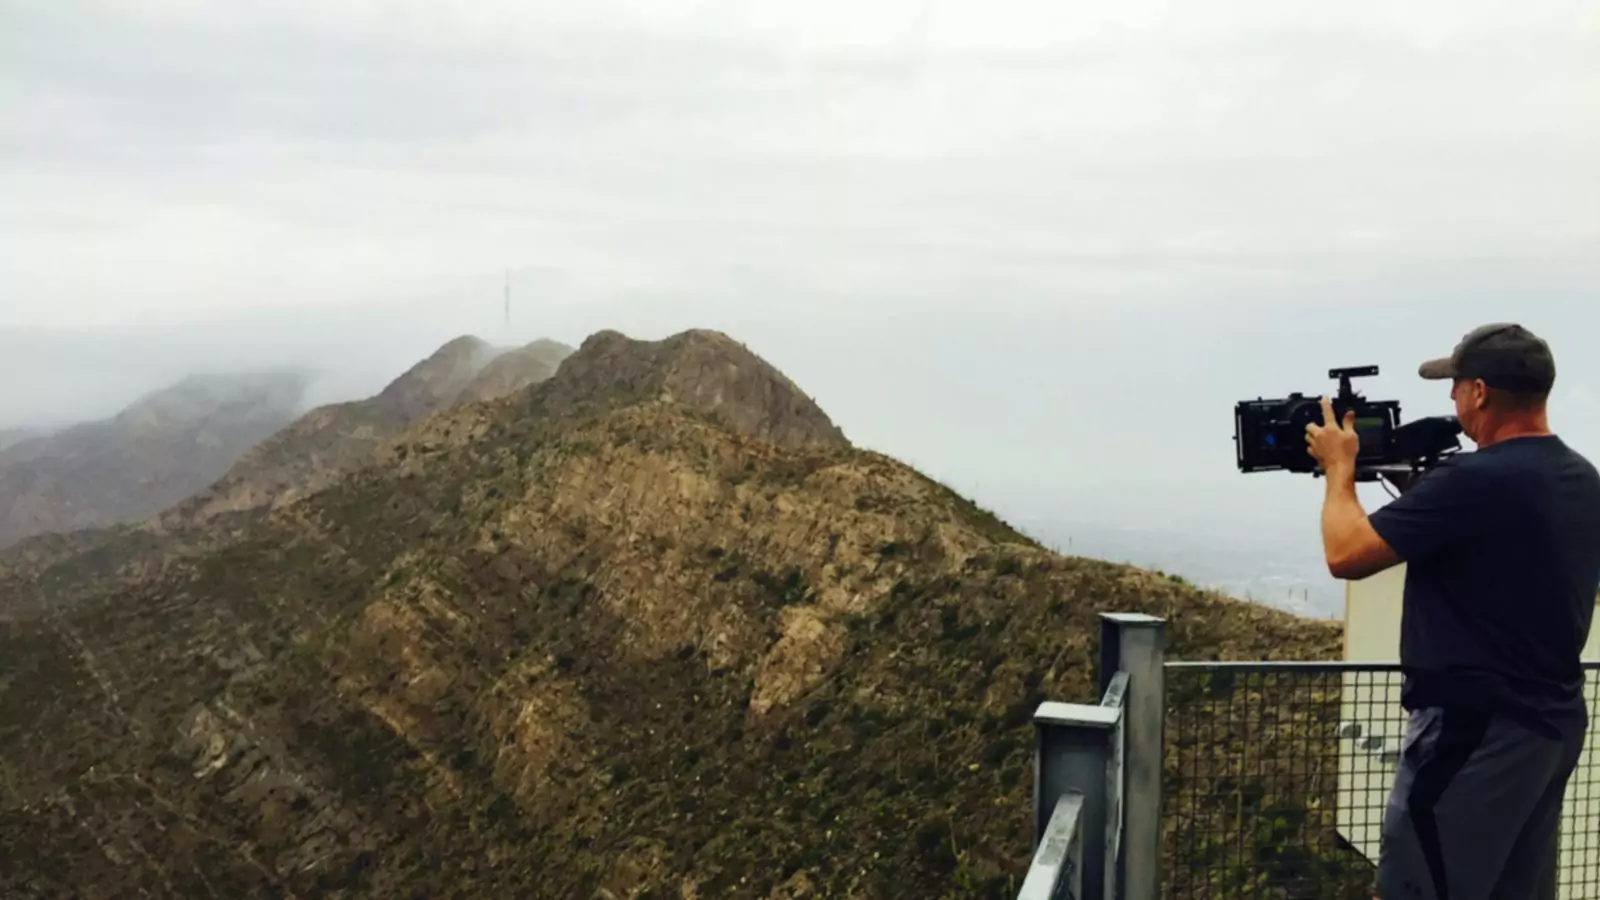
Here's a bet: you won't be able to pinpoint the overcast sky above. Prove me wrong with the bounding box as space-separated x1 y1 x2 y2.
4 1 1597 562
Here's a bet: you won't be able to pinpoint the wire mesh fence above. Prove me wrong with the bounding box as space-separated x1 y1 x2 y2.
1559 671 1600 899
1161 662 1600 899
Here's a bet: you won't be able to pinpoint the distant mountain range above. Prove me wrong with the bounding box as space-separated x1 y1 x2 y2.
0 330 1346 621
0 428 39 452
0 326 1338 898
172 336 575 521
0 332 1347 617
0 337 577 552
0 372 309 550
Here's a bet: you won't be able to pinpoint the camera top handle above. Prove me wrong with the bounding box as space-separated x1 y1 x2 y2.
1330 365 1379 404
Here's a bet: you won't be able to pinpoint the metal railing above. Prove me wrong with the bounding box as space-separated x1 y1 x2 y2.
1163 660 1600 899
1027 679 1125 898
1019 615 1600 900
1021 614 1164 900
1019 791 1086 900
1162 662 1400 899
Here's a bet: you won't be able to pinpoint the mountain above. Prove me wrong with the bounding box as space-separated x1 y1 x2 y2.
0 428 41 452
178 335 561 520
0 328 1338 898
523 328 849 449
456 338 575 404
369 335 501 422
0 372 308 550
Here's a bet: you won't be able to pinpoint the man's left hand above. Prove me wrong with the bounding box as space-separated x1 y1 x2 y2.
1306 395 1361 476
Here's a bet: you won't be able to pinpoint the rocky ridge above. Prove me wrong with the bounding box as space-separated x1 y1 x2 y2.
0 328 1342 899
175 335 567 521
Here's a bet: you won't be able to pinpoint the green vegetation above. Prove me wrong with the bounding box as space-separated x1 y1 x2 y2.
1162 670 1378 898
0 329 1348 898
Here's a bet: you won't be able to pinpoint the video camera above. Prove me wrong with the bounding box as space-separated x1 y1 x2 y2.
1234 366 1463 482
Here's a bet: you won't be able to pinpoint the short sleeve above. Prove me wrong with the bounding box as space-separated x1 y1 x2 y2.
1368 457 1498 562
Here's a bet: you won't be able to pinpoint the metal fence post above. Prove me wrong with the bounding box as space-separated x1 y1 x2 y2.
1098 613 1167 900
1036 701 1119 898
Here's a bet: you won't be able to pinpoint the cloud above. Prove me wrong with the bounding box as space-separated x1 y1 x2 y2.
4 0 1596 324
1 0 1596 538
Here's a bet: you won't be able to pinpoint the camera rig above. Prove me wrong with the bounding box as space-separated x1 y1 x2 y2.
1234 365 1463 482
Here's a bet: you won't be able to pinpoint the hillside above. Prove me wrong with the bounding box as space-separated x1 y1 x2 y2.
178 335 564 520
0 328 1340 899
0 372 308 550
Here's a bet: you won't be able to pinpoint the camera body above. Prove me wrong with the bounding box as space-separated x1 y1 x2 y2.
1234 366 1463 481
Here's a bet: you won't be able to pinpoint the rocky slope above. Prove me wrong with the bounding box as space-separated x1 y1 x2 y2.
177 335 565 520
0 373 308 550
0 328 1341 899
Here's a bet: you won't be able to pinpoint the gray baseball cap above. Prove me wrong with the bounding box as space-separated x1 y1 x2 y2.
1419 323 1557 392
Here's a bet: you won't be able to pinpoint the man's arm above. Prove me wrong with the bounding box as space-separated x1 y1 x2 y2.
1305 396 1402 580
1320 464 1402 580
1307 395 1492 579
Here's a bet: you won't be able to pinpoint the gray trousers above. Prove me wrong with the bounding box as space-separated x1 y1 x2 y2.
1378 706 1585 900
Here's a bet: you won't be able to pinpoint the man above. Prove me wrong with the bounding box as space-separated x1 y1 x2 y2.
1305 322 1600 900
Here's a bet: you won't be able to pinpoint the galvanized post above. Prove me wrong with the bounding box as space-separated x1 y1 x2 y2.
1018 792 1086 900
1035 701 1119 898
1098 613 1167 900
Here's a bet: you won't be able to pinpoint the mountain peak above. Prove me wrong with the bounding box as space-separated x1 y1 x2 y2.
531 328 848 449
456 338 575 404
374 335 498 421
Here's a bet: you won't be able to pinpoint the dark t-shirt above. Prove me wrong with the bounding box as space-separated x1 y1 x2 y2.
1368 434 1600 738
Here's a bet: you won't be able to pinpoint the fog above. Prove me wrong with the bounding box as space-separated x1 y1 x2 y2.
4 1 1596 610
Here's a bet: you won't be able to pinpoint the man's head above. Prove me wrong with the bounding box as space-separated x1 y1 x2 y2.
1419 323 1556 445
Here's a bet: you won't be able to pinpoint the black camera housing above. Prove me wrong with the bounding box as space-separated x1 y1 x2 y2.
1234 366 1463 480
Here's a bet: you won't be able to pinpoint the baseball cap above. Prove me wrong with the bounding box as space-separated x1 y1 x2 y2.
1418 323 1557 393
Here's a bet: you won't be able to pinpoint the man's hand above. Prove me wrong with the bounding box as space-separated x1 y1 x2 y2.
1306 395 1361 477
1308 394 1403 580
